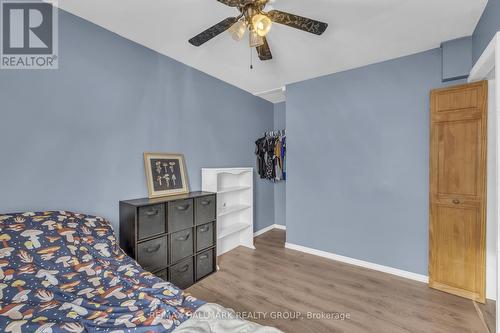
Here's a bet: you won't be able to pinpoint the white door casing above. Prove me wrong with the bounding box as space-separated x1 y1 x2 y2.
469 31 500 332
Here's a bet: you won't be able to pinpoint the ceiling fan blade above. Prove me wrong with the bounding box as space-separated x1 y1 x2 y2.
189 17 239 46
217 0 258 7
267 10 328 35
256 38 272 61
217 0 241 7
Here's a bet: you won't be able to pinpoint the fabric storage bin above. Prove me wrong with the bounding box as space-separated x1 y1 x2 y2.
170 228 194 263
138 204 166 240
196 248 214 280
155 269 168 281
170 257 194 289
195 196 216 224
168 199 193 232
196 222 214 251
137 236 168 272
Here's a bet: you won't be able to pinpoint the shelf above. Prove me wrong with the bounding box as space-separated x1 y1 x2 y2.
202 168 254 255
219 223 251 239
218 204 251 217
217 169 252 176
217 186 251 194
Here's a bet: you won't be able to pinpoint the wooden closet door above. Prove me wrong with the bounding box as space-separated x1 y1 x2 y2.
429 81 487 303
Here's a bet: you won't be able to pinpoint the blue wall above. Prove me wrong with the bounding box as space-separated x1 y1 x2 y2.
273 102 286 227
0 11 275 233
441 37 472 81
473 0 500 62
286 49 462 275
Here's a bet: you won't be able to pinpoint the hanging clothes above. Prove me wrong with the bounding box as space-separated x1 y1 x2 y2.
255 130 286 182
281 135 286 180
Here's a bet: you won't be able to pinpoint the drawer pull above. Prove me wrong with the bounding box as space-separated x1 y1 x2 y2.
145 244 161 253
146 209 159 217
176 204 190 211
176 265 189 273
199 254 209 260
452 199 460 205
199 225 210 233
201 200 211 206
175 233 190 242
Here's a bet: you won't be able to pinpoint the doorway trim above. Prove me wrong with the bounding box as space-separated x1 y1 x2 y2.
469 31 500 333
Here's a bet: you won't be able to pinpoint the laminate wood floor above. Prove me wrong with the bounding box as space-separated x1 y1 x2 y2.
476 300 496 333
187 229 490 333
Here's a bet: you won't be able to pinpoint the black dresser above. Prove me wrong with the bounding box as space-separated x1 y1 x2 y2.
119 191 217 289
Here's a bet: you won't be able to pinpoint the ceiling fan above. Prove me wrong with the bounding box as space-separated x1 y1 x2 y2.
188 0 328 61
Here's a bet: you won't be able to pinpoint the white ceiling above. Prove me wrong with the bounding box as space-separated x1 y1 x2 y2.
57 0 487 103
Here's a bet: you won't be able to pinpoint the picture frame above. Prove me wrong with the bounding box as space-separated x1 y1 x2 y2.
143 152 189 198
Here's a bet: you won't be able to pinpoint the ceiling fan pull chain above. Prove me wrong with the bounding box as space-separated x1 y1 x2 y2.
250 47 253 69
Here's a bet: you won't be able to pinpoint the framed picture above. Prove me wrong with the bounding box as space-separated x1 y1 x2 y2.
144 152 189 198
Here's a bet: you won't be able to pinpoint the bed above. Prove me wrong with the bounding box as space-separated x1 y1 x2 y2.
0 211 282 333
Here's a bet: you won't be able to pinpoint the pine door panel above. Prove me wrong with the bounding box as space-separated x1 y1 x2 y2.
436 119 481 197
429 81 487 303
431 204 480 291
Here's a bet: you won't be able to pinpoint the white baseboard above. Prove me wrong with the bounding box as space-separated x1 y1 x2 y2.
254 224 286 237
285 242 429 284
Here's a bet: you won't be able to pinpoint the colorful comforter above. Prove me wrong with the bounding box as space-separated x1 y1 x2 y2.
0 211 204 333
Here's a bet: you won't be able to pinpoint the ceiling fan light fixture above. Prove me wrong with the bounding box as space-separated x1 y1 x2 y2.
228 20 247 41
252 13 272 37
249 30 264 47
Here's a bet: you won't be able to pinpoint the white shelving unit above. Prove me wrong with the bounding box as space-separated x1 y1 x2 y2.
202 168 254 256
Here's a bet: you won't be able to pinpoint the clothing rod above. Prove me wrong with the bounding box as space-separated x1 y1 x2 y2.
264 129 286 136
